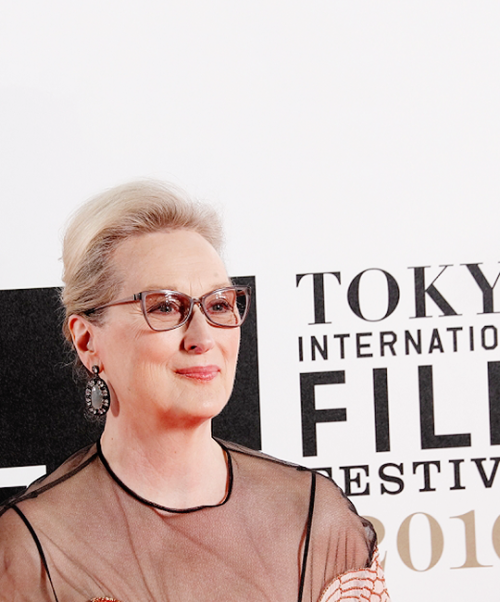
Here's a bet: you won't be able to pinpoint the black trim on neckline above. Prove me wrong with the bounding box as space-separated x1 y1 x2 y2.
97 439 234 514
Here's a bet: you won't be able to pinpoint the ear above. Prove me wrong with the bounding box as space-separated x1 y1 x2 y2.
68 314 100 372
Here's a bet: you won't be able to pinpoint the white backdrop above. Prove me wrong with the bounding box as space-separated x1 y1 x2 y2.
1 2 500 599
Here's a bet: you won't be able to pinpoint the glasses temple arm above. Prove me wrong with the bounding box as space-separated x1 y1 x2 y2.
86 293 141 314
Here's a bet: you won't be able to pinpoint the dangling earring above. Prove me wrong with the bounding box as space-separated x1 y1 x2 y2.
85 365 110 416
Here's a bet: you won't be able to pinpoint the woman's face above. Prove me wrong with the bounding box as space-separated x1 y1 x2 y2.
88 229 240 429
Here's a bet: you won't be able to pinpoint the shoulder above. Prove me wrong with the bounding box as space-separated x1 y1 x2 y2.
221 439 315 494
221 441 376 579
221 440 374 543
0 506 54 601
221 439 363 507
307 474 376 580
0 444 99 598
0 506 41 578
221 439 311 475
0 443 98 516
0 504 33 543
314 474 376 555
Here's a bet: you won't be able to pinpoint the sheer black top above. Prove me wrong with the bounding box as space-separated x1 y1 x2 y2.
0 440 375 602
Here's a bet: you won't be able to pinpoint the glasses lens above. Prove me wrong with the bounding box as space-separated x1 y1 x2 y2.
203 287 248 327
142 291 191 331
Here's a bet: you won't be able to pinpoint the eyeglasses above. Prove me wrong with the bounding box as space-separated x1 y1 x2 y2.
87 285 251 332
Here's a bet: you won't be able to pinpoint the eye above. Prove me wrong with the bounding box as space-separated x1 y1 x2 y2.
145 294 183 315
205 295 234 314
209 300 232 313
158 302 176 313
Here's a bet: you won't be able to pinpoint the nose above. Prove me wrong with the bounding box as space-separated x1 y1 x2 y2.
182 304 215 354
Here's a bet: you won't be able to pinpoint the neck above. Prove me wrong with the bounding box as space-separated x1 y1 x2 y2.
100 412 229 510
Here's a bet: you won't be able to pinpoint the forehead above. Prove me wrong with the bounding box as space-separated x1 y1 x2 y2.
112 230 229 295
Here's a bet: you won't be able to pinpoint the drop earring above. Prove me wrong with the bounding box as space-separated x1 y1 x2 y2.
85 366 110 416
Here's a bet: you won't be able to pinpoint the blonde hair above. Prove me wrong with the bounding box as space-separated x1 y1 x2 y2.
61 180 223 343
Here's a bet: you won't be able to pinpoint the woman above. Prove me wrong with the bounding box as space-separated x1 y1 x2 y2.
0 180 389 602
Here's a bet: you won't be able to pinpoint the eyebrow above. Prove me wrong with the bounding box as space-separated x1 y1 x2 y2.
141 282 232 293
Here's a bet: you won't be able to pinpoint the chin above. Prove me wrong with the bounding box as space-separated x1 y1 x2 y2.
174 389 229 422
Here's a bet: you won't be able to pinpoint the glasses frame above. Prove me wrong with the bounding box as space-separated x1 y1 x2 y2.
87 285 251 332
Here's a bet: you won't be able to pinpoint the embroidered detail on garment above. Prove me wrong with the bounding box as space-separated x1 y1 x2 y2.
317 549 390 602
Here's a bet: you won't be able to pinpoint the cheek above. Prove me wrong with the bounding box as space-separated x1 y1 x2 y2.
224 330 241 366
128 331 182 371
97 321 169 374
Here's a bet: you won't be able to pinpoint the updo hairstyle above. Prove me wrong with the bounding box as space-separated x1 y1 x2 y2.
61 180 223 345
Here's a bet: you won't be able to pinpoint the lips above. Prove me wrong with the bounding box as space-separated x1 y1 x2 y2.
175 365 220 381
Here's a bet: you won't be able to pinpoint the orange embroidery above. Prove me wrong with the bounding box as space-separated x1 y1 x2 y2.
317 549 390 602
